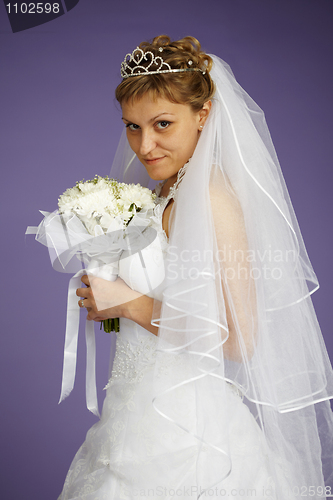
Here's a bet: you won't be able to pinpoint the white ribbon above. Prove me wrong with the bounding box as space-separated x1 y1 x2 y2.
58 259 119 418
58 269 100 417
85 315 99 416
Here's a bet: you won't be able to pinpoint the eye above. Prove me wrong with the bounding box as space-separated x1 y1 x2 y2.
126 123 140 131
156 121 171 130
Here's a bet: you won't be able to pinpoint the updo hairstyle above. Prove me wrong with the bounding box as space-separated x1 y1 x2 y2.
115 35 215 113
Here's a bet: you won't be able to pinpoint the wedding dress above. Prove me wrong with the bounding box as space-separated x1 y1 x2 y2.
58 180 297 500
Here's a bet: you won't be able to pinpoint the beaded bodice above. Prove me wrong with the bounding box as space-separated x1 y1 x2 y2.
104 334 158 389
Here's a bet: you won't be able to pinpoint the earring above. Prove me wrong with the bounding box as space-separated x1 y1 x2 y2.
199 125 203 131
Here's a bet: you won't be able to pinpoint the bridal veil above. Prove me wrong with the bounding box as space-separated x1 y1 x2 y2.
111 54 333 495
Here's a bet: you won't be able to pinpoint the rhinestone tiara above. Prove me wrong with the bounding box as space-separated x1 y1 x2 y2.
120 47 206 79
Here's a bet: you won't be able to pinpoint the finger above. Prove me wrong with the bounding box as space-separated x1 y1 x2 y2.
76 287 89 297
81 275 90 286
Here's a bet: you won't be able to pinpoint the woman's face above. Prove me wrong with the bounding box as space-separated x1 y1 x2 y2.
121 93 211 183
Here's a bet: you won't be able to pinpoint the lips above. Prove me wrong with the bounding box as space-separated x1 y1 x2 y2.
144 156 165 164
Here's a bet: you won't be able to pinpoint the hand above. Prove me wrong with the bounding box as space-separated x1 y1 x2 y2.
76 274 142 322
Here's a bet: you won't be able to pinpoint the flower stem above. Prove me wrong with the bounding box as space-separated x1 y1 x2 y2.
101 318 120 333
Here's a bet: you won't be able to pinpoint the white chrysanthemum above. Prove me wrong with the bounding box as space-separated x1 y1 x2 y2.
75 189 117 219
120 184 156 211
77 181 100 194
58 177 155 236
58 187 81 215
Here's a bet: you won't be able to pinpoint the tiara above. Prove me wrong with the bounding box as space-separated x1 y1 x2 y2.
120 47 206 79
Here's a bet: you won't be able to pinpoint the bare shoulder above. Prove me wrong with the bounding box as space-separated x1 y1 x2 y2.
209 174 245 238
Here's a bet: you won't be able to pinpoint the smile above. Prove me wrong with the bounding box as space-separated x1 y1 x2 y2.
144 156 166 165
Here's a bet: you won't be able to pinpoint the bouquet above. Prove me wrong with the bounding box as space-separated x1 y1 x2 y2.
26 175 158 416
57 175 156 332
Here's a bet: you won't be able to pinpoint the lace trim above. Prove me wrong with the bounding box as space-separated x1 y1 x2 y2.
168 162 188 200
154 161 189 212
152 162 189 243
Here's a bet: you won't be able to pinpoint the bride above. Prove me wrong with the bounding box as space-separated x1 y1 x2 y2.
58 36 333 499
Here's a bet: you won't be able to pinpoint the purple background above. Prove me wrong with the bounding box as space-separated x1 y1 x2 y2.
1 0 332 497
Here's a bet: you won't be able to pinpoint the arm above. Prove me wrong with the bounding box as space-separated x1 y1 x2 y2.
210 173 257 362
77 275 159 336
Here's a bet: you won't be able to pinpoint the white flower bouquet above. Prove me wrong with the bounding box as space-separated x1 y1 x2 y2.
27 175 157 333
56 175 156 332
26 175 158 415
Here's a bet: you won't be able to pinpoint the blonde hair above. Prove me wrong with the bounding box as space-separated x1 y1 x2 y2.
115 35 215 112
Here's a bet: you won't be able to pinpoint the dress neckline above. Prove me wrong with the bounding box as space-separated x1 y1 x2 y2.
153 162 189 242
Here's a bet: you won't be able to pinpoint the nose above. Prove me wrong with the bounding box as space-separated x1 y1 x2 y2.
139 130 156 156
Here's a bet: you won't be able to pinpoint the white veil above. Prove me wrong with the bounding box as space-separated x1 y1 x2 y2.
111 55 333 495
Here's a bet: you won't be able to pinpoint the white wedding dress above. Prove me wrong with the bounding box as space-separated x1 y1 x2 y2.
58 186 294 500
